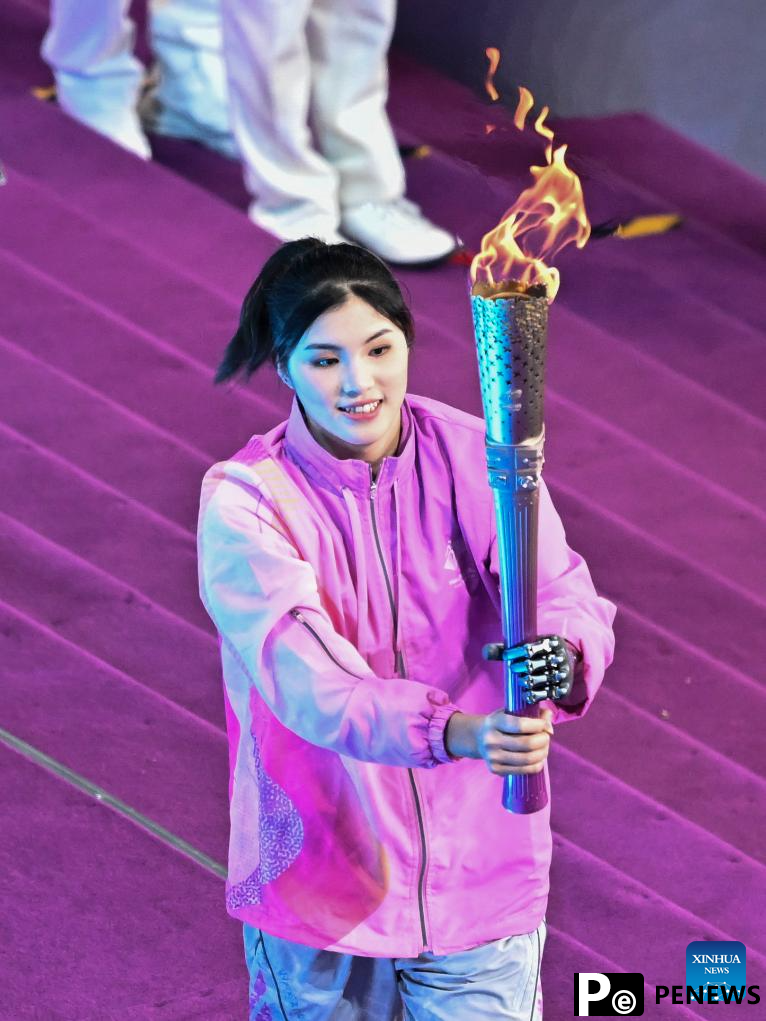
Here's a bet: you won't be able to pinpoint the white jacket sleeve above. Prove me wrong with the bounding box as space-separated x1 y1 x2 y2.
197 465 462 767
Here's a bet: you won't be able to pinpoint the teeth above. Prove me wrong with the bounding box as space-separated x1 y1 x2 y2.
342 400 380 414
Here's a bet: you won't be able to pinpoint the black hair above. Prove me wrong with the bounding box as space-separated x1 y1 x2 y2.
215 239 415 385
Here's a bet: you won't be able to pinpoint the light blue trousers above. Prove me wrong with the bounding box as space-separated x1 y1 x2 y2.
243 920 546 1020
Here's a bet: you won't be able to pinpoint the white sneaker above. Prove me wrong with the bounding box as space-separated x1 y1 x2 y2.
51 69 152 161
248 202 345 245
340 197 456 265
53 82 152 160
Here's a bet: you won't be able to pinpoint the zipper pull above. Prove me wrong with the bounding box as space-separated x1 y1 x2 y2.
290 608 305 623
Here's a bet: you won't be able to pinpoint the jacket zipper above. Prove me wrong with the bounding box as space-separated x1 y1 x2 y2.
370 474 430 952
288 608 366 679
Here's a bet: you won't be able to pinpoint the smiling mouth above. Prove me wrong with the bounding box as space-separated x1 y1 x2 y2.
338 399 383 416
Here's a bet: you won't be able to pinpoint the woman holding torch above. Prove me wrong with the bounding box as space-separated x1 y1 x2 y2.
197 238 616 1019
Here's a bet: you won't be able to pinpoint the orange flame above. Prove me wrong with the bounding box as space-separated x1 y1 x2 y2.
471 87 590 302
484 47 500 102
513 86 534 130
533 106 555 164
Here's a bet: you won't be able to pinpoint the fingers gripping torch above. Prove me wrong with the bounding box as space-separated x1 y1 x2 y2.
470 281 570 815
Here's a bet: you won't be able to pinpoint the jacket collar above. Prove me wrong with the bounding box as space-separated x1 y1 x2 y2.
283 394 415 497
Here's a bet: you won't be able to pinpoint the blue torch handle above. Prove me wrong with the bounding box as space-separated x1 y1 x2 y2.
488 441 549 814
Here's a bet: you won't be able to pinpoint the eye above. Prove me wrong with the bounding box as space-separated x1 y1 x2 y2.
311 356 338 368
371 345 391 356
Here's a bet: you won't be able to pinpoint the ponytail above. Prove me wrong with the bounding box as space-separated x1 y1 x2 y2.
215 237 414 386
215 239 325 384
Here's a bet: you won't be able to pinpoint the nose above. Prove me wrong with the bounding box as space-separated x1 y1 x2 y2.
340 357 374 397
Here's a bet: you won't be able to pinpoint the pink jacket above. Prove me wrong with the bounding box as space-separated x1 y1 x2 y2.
197 392 616 957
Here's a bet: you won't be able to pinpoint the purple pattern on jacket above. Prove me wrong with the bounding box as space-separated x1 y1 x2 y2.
226 737 304 911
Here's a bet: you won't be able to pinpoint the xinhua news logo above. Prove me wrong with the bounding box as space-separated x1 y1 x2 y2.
574 973 644 1016
677 940 757 1005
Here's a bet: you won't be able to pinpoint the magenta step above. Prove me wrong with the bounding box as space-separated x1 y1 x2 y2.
0 340 212 527
601 612 764 778
0 744 242 1018
549 748 766 955
0 425 206 629
0 512 221 724
549 483 766 666
1 604 228 860
555 691 766 863
542 927 703 1021
548 835 766 1014
552 112 766 260
0 246 283 459
0 91 265 298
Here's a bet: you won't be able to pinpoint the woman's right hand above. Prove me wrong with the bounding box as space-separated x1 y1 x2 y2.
445 708 554 775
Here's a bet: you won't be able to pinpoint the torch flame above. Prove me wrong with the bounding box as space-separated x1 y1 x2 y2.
484 47 501 102
471 87 590 302
533 106 555 164
513 86 534 130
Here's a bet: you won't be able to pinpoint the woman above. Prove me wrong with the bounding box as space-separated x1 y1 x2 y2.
197 239 617 1020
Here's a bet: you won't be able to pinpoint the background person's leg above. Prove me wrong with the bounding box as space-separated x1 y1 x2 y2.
243 924 403 1021
305 0 455 264
305 0 404 209
144 0 238 158
42 0 150 158
395 919 547 1021
219 0 342 241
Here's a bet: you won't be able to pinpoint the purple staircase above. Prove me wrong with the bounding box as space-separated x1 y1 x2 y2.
1 3 764 1017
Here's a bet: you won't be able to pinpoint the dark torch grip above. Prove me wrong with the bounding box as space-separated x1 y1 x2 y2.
471 287 550 815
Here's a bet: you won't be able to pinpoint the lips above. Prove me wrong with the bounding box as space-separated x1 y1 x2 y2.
337 399 383 413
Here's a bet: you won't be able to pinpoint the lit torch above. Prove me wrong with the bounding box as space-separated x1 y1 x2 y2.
471 88 590 814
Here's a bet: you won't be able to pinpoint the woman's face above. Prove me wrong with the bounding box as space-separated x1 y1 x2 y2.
284 295 409 469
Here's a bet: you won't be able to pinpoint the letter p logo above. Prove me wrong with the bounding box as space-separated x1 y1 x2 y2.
574 972 644 1015
578 974 610 1014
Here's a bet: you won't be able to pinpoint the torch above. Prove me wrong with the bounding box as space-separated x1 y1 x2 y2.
470 88 591 814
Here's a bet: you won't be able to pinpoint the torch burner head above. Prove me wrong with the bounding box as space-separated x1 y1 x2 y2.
470 282 549 446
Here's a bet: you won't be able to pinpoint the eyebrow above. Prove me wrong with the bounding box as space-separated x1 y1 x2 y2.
303 328 392 352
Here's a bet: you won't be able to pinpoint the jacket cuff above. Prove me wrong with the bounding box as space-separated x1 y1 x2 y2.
545 625 610 724
427 701 464 765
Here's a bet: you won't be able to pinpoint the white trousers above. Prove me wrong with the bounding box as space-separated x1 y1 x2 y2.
42 0 230 148
219 0 406 233
244 920 547 1020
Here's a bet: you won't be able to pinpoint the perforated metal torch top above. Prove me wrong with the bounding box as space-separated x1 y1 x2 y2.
470 289 549 445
